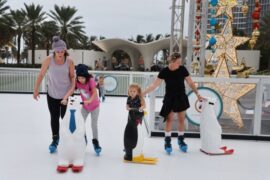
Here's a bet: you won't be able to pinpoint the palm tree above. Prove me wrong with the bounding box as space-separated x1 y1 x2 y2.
257 13 270 50
88 36 104 51
146 34 154 43
155 34 163 40
128 36 134 42
22 3 46 65
3 9 27 64
79 35 90 49
99 36 106 40
49 5 86 49
0 21 13 48
165 33 170 38
0 0 8 17
89 35 97 50
136 34 145 43
0 0 10 47
39 21 59 55
257 13 270 70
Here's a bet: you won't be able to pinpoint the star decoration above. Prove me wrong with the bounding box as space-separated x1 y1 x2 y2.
216 0 238 19
203 2 256 128
207 19 250 65
212 53 230 78
205 55 256 127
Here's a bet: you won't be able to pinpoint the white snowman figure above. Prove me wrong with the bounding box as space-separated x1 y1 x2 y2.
199 97 233 155
57 95 87 173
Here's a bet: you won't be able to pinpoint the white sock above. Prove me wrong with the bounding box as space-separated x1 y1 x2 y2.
178 131 184 136
165 131 171 137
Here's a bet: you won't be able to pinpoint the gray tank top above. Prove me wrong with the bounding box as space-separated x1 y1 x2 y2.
47 56 71 99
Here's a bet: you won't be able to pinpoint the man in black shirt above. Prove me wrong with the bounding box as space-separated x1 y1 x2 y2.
142 52 203 154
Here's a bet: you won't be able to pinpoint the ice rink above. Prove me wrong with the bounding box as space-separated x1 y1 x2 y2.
0 94 270 180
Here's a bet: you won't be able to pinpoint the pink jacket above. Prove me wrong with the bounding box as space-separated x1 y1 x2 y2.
76 78 100 112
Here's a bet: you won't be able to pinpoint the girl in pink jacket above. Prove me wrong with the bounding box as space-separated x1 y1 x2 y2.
75 64 102 155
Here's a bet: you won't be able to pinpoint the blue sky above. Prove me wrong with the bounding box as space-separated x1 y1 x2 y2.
6 0 190 39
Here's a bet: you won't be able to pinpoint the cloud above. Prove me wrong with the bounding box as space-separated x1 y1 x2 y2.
7 0 172 39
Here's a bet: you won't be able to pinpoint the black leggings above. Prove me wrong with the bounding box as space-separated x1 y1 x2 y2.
47 94 67 137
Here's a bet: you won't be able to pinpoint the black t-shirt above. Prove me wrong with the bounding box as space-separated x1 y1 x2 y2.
158 66 189 96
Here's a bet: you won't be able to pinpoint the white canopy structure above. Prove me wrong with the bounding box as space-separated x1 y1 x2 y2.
93 38 187 70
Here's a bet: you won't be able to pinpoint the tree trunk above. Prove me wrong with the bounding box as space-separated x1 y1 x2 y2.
17 34 21 64
46 41 50 56
31 28 36 65
268 56 270 70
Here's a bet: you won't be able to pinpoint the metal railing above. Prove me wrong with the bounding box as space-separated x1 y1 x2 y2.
148 76 270 137
0 68 165 95
1 68 270 137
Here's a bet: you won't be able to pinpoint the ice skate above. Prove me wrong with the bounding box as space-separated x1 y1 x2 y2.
164 136 172 155
49 135 59 154
178 136 188 153
92 139 102 156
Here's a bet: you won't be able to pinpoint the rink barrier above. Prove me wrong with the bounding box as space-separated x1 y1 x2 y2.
150 132 270 141
146 76 270 139
0 68 165 96
1 68 270 138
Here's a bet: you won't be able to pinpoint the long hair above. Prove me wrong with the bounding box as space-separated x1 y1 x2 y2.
128 83 143 100
53 51 69 60
76 75 92 84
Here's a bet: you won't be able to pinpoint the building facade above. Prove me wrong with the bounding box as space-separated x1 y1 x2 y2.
207 0 270 36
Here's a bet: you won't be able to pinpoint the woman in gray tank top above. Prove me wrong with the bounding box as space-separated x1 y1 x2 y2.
33 36 75 153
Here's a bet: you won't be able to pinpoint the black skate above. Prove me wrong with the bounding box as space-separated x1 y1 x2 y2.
164 136 172 155
92 139 102 156
49 135 59 153
178 136 188 153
